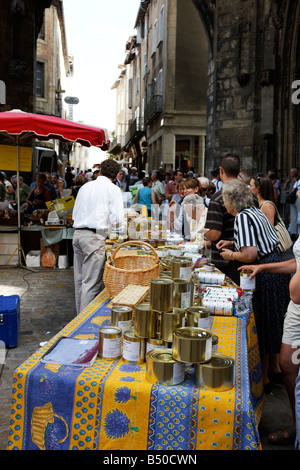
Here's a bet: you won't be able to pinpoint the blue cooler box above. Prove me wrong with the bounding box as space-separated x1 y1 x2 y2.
0 295 20 348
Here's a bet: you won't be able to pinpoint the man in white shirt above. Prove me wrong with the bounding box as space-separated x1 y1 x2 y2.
72 159 124 314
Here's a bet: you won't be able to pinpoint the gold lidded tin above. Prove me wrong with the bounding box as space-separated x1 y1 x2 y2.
156 247 169 258
98 326 122 360
186 306 211 331
212 334 219 354
161 308 186 343
150 278 173 312
172 327 212 364
168 246 183 257
204 263 215 272
194 354 235 391
146 337 167 353
146 348 185 385
111 306 132 336
171 257 193 280
172 278 191 309
240 270 256 291
122 329 145 364
134 303 157 338
190 274 202 306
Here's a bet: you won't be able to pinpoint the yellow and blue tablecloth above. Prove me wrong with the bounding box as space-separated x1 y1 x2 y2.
7 289 263 450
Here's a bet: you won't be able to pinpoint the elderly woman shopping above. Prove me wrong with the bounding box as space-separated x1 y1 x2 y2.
216 179 290 395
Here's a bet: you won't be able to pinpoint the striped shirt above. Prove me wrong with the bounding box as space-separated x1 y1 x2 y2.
234 207 279 257
204 189 235 267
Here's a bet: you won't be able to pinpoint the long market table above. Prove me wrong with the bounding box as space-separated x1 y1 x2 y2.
7 289 264 451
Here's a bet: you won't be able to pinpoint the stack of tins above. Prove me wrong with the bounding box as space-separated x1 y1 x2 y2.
98 252 234 391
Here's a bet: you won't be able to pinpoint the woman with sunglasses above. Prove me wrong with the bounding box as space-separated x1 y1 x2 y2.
249 173 277 225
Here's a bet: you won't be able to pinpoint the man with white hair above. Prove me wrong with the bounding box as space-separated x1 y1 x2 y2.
129 167 138 186
11 175 30 205
176 193 206 242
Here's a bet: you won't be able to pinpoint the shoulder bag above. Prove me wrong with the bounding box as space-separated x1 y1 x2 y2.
261 201 293 252
286 187 297 204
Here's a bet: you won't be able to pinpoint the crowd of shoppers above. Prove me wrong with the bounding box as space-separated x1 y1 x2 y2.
2 156 300 447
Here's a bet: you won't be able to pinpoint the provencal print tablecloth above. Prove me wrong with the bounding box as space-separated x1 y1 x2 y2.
7 289 263 450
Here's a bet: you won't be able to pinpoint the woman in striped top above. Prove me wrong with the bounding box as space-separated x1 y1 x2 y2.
216 179 290 393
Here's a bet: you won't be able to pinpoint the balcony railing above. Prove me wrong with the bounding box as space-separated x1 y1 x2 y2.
144 95 163 124
125 117 145 145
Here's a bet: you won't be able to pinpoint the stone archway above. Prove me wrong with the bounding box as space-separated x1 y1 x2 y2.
191 0 300 177
274 0 300 176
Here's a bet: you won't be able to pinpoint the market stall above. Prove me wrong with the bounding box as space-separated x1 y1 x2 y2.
7 252 264 450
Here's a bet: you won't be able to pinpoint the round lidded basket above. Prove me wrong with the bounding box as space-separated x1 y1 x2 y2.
103 240 161 297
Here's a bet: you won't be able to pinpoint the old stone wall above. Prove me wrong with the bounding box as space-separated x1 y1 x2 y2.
0 0 52 112
193 0 300 178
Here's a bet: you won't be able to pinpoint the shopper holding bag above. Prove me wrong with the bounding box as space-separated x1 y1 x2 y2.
216 179 290 395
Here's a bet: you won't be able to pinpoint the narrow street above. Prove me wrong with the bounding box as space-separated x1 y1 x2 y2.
0 266 296 451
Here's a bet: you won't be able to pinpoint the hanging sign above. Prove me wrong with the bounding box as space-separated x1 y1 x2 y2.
0 144 32 172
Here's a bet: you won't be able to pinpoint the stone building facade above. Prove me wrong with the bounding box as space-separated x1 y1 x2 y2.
111 0 209 174
193 0 300 177
0 0 71 178
112 0 300 178
0 0 52 113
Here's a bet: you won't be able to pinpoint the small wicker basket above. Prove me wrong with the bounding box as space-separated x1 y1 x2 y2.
103 240 161 297
110 284 150 322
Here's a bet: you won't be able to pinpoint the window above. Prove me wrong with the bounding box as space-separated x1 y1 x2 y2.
38 15 45 40
36 61 45 97
152 19 158 55
144 51 148 77
159 6 164 44
157 69 163 95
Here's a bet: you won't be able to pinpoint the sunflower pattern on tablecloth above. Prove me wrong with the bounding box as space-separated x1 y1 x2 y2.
7 289 263 451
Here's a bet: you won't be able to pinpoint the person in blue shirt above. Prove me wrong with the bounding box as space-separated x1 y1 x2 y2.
133 176 157 217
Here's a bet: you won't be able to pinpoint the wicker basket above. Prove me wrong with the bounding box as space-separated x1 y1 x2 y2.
103 240 160 297
110 284 150 322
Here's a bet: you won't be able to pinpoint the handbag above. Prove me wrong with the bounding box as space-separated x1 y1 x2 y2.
260 201 293 253
286 188 297 204
272 203 293 252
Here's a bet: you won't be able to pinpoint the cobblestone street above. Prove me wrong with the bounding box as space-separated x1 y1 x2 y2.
0 266 296 451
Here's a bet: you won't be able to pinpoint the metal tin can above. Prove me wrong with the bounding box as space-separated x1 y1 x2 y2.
197 271 225 285
134 303 157 338
194 354 235 391
146 348 185 385
240 270 256 291
169 246 183 257
111 306 132 336
202 299 233 316
186 306 211 331
150 278 173 312
156 247 169 258
190 275 202 306
146 337 167 353
161 308 186 343
172 327 212 364
171 258 193 280
203 263 215 272
98 326 122 360
172 278 191 309
122 329 145 364
212 334 218 354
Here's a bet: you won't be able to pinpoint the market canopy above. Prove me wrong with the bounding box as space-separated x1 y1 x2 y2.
0 109 109 149
0 109 110 266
